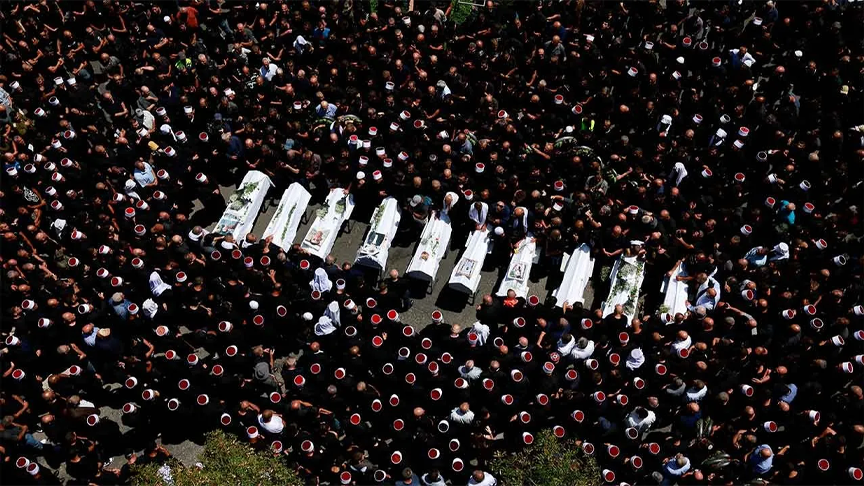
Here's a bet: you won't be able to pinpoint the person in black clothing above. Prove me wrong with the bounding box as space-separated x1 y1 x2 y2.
0 1 863 485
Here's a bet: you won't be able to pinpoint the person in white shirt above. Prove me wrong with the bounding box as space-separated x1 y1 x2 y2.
468 470 497 486
257 409 285 435
468 201 489 230
449 402 474 425
571 337 595 360
260 58 279 81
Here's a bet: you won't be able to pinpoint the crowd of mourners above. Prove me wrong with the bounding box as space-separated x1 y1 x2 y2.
1 0 863 485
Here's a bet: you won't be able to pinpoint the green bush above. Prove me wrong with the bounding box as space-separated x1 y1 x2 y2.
130 430 302 486
489 429 601 486
449 0 475 25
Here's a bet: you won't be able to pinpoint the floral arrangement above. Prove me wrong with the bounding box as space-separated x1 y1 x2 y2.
335 196 348 215
608 258 645 318
227 180 261 212
371 201 386 231
280 204 297 243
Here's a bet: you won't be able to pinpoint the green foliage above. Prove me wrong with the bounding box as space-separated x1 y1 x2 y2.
449 0 475 25
131 430 301 486
489 429 601 486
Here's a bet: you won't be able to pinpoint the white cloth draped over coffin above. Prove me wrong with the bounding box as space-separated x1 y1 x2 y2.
601 255 646 325
300 188 355 259
496 238 537 298
407 216 453 282
552 243 596 306
448 230 491 294
355 197 402 271
212 170 273 240
661 263 689 317
261 182 312 250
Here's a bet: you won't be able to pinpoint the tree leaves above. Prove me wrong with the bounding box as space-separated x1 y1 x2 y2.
489 429 601 486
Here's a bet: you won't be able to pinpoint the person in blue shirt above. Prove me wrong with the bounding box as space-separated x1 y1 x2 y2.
313 20 331 42
316 101 337 119
777 201 796 225
133 160 157 188
109 292 131 321
747 444 774 477
779 383 798 404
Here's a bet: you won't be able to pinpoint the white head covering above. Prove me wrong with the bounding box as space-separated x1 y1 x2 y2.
324 301 341 328
470 321 490 346
310 268 333 293
442 191 460 218
626 348 646 370
513 206 529 231
52 218 67 236
149 271 171 296
672 162 688 186
294 35 309 53
771 242 790 261
142 298 159 319
314 316 336 336
468 202 489 227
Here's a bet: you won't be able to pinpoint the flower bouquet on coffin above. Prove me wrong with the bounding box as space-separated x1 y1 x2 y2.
226 180 261 213
419 230 443 260
602 256 646 322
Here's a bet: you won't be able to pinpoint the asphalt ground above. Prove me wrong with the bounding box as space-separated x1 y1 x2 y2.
38 179 598 481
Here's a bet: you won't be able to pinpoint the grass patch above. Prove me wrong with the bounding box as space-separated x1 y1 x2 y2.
449 0 475 24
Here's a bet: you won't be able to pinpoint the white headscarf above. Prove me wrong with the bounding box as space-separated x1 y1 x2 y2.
626 348 646 370
314 316 336 336
672 162 688 186
310 268 332 293
324 301 341 328
512 206 529 231
142 298 159 319
470 321 490 346
149 271 171 296
442 191 459 219
468 202 488 226
770 242 790 261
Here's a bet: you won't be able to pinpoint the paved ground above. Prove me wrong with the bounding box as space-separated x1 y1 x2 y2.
233 181 596 331
41 179 597 481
